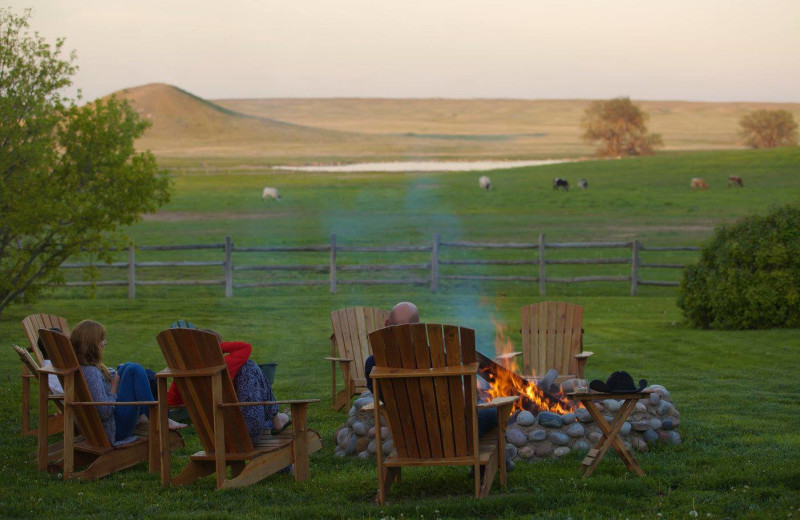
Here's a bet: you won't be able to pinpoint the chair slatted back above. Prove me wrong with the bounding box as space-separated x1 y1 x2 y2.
521 302 583 377
331 307 388 385
156 328 255 455
22 314 70 365
369 323 477 460
38 329 111 448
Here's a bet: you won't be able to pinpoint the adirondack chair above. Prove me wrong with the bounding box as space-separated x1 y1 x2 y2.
327 307 389 410
19 314 70 437
156 328 322 489
36 329 184 480
496 302 593 382
368 323 517 504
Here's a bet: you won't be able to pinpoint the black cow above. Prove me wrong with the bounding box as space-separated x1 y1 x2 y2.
553 178 569 191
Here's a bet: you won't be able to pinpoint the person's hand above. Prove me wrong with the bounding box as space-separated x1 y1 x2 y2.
111 373 121 394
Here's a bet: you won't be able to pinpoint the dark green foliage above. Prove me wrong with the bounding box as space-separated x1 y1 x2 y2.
678 203 800 329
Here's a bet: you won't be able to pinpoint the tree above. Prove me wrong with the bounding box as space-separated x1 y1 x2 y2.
0 8 170 316
739 109 798 149
581 97 663 157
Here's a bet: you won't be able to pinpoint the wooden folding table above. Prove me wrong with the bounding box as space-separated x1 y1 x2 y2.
567 390 651 477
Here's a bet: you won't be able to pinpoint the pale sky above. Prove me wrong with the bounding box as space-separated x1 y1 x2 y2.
9 0 800 102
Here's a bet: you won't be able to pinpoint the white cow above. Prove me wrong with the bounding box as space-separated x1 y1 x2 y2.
262 187 281 200
479 176 491 191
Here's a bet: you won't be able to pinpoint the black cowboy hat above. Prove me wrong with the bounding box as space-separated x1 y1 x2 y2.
589 371 647 393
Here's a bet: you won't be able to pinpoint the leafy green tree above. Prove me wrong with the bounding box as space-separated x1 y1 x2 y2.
0 8 170 316
739 109 798 149
581 97 663 157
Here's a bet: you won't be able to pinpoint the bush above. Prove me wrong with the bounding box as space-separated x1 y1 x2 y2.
678 204 800 329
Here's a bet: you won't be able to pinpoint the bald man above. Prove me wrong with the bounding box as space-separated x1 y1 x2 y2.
364 302 419 393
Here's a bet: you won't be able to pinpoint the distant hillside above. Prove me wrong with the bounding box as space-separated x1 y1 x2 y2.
109 84 800 161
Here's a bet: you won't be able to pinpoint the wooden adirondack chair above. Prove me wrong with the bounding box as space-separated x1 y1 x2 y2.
19 314 70 437
156 328 322 489
327 307 389 410
36 329 184 480
496 302 593 382
368 323 517 504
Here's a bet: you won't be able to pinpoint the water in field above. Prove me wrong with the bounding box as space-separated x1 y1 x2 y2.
273 159 572 173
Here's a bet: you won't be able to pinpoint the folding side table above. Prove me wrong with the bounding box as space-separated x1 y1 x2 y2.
567 390 651 477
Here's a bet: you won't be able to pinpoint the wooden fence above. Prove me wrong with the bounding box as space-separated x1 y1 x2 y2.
59 234 700 298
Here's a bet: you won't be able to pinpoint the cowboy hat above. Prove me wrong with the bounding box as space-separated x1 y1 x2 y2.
589 371 647 393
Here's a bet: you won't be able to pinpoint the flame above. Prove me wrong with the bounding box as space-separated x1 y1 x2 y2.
479 319 575 414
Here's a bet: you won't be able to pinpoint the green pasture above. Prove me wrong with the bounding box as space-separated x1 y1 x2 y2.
1 148 799 518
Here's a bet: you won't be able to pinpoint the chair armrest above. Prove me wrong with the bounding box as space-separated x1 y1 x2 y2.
156 365 227 378
476 396 519 409
219 399 321 408
494 352 521 361
70 401 158 406
574 351 594 359
324 357 353 363
38 365 80 376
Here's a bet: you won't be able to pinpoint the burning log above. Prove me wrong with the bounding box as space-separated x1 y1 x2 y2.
476 350 575 415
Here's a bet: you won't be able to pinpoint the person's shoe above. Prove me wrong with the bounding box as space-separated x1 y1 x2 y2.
278 464 294 475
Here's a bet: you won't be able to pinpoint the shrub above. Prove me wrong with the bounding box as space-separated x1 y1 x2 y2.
677 204 800 329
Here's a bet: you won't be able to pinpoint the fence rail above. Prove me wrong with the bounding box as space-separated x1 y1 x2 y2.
55 233 700 298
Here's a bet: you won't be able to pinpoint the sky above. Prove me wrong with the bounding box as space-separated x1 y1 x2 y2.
8 0 800 103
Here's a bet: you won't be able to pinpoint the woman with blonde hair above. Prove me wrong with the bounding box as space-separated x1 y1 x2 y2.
71 319 184 445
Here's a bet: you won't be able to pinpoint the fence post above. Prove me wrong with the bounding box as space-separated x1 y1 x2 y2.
128 244 136 300
538 232 546 296
224 236 233 298
330 234 337 294
631 239 640 296
431 233 440 293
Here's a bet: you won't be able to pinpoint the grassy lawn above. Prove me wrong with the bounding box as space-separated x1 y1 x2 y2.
1 148 799 518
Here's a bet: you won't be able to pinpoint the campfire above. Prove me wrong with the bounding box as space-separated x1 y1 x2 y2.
477 320 575 415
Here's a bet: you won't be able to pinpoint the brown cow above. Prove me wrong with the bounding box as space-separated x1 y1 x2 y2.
728 175 744 188
690 178 709 190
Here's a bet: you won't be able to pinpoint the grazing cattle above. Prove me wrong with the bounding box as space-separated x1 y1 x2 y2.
577 178 588 190
262 187 281 200
479 175 491 191
728 175 744 188
690 178 709 190
553 178 569 191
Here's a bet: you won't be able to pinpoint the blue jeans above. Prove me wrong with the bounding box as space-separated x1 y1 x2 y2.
477 408 498 438
114 362 155 442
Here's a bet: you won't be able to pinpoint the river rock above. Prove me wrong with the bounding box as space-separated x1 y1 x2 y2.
516 410 536 427
538 411 564 428
643 429 658 445
562 412 576 425
380 426 390 439
533 442 554 457
368 426 376 438
347 415 358 427
658 430 671 443
367 439 377 454
668 431 681 445
334 447 346 457
337 428 350 448
553 447 571 457
575 408 593 423
352 421 368 436
620 422 632 436
566 423 585 438
345 435 358 455
549 432 570 446
506 428 528 447
518 446 535 459
572 440 590 452
588 431 602 444
649 392 661 405
658 401 674 416
358 450 370 460
635 402 647 413
603 399 621 412
661 418 679 431
348 405 358 417
629 437 648 452
506 444 518 460
529 429 547 442
353 397 373 410
649 418 662 431
382 439 393 456
646 384 670 398
356 437 369 453
633 421 650 432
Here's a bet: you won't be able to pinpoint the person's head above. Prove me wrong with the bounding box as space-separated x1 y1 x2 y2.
71 320 110 379
37 327 63 360
386 302 420 326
